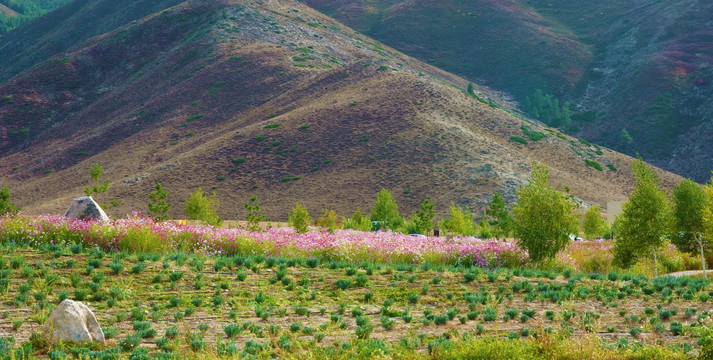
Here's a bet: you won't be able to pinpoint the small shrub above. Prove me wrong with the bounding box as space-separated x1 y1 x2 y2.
585 160 603 171
510 136 528 145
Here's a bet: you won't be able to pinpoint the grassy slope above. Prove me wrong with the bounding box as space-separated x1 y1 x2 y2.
0 0 683 221
305 0 713 182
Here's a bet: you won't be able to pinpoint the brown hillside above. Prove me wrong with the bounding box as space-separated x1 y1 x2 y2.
0 0 683 221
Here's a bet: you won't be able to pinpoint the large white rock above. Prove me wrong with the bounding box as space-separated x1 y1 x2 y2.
64 196 109 221
43 299 105 345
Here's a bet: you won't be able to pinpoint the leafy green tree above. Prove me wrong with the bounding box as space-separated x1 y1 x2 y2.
612 158 672 276
184 187 222 227
289 202 312 233
316 209 339 234
147 182 171 221
467 82 475 95
0 185 18 214
343 208 371 231
582 205 606 240
410 198 435 235
672 179 708 278
485 192 513 239
84 164 109 204
443 203 477 236
370 189 403 230
244 196 265 232
512 162 579 263
704 177 713 253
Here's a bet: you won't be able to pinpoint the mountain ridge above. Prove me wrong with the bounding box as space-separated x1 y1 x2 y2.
0 0 685 221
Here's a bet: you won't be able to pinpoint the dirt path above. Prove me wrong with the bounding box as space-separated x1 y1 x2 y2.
665 270 710 278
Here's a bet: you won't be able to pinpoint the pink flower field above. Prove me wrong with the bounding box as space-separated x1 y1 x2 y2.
0 213 528 268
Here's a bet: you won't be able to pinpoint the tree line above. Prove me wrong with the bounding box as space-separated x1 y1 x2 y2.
2 159 712 277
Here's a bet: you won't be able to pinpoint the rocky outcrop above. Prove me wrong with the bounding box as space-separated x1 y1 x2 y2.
43 299 105 345
64 196 109 221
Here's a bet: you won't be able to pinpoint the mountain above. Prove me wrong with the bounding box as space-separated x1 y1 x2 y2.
0 0 684 221
0 0 71 36
305 0 713 183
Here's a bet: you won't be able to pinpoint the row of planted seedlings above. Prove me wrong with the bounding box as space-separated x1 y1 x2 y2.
0 240 712 358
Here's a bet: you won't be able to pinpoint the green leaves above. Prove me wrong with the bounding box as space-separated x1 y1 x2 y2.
513 162 578 263
288 202 312 233
148 183 171 221
370 189 403 229
184 187 222 227
612 158 672 270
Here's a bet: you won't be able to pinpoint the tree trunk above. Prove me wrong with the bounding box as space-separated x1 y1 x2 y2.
653 247 658 278
699 234 707 280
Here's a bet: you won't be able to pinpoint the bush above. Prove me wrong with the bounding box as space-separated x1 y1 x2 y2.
510 136 528 145
289 202 312 233
521 126 546 141
184 187 222 227
316 209 339 234
585 160 603 171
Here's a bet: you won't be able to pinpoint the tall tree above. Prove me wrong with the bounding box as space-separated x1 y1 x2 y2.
485 192 513 239
582 205 606 240
411 198 435 235
512 162 579 263
148 182 171 221
289 202 312 233
370 189 403 230
443 203 477 236
612 158 672 276
672 179 707 278
0 185 18 214
704 176 713 256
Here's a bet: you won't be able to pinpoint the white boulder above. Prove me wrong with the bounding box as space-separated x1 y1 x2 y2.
64 196 109 221
43 299 105 345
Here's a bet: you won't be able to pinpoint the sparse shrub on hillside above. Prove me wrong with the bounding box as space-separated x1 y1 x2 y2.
607 163 617 171
186 113 204 122
316 209 339 234
513 162 579 263
510 136 528 145
289 202 312 233
147 183 171 221
520 126 546 141
523 89 572 128
184 187 222 227
620 129 633 145
585 160 603 171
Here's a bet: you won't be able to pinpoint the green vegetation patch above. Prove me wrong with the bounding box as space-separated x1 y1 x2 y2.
520 126 547 142
510 136 528 145
585 160 603 171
